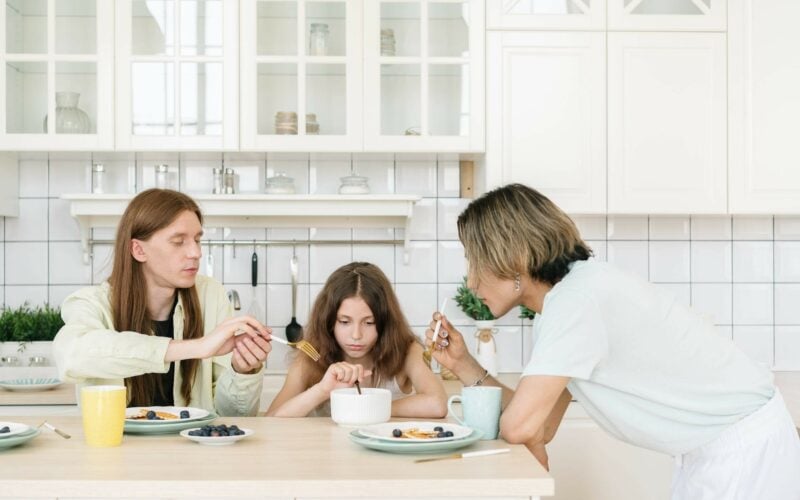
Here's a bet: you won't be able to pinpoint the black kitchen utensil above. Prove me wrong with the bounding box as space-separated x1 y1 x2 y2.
285 250 303 342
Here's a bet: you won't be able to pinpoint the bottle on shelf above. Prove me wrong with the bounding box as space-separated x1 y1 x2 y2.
223 168 236 194
309 23 329 56
91 163 105 194
155 164 170 189
212 167 224 194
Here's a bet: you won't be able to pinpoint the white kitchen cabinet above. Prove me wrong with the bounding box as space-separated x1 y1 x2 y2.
486 31 606 214
115 0 239 150
240 0 362 152
728 0 800 214
486 0 606 31
607 32 727 214
607 0 726 32
0 0 114 151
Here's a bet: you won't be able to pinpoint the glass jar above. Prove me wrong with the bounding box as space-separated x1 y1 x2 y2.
155 164 169 189
309 23 329 56
306 113 320 135
212 167 224 194
91 163 105 194
265 172 296 194
223 168 236 194
338 174 370 194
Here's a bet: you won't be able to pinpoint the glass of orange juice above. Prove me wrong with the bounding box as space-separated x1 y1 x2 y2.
80 385 126 447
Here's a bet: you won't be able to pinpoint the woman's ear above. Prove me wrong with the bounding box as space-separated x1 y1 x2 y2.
130 239 147 263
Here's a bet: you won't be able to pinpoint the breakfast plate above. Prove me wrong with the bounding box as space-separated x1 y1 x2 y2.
125 406 209 424
349 428 482 454
180 426 254 446
0 428 40 451
357 421 473 442
0 377 62 391
0 421 32 439
124 412 218 435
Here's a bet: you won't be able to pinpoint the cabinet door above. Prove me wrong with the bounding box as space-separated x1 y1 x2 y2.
0 0 113 150
486 32 606 214
115 0 238 150
607 33 726 214
487 0 605 30
607 0 725 31
240 0 362 152
363 0 485 152
729 0 800 214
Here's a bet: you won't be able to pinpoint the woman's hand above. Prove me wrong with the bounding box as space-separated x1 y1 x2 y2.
231 327 272 374
424 313 481 379
316 362 372 395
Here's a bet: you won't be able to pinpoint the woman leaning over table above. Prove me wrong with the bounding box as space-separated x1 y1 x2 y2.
54 189 271 416
426 183 800 499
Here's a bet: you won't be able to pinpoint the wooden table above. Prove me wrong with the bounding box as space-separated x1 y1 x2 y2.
0 416 554 499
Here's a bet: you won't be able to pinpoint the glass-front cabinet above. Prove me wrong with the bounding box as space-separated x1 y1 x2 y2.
0 0 113 150
363 0 484 151
240 0 362 151
115 0 239 150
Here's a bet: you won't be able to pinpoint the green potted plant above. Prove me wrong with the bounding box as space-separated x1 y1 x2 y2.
0 303 63 365
454 278 498 377
519 305 536 320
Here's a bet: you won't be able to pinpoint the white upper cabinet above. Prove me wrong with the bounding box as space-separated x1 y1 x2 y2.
115 0 239 150
607 32 726 214
240 0 362 152
729 0 800 214
0 0 114 150
363 0 485 152
608 0 726 31
486 31 606 214
487 0 605 30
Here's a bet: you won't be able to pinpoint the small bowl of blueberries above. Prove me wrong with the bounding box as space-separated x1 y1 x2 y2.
180 424 253 446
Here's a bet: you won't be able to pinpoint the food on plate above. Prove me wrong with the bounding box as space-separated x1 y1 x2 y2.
391 427 455 439
128 409 180 421
187 424 245 437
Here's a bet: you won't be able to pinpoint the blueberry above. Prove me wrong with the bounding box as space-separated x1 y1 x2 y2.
180 410 190 419
0 426 9 434
445 431 454 437
392 428 402 438
146 410 157 420
436 431 447 438
188 430 202 436
433 426 444 432
210 430 220 437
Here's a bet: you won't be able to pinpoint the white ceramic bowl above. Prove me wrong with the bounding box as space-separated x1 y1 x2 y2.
330 388 391 427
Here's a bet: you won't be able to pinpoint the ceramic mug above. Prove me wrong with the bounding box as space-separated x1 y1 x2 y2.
80 385 126 447
447 386 502 440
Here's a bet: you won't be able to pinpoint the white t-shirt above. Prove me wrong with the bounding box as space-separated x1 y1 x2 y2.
523 260 774 455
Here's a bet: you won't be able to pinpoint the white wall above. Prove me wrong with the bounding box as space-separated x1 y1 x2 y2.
2 152 800 371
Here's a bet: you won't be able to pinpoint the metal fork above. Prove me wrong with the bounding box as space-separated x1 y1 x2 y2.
269 335 321 362
37 421 71 439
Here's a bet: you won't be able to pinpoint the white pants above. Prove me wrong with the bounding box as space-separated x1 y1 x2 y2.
672 389 800 500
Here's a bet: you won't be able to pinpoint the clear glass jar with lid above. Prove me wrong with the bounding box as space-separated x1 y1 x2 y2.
338 174 370 194
265 171 296 194
309 23 329 56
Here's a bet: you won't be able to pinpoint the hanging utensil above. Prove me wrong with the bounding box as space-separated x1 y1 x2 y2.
204 244 214 277
246 243 262 323
285 246 303 342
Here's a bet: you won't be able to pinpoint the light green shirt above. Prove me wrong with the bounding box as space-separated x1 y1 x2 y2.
523 260 774 455
54 275 263 416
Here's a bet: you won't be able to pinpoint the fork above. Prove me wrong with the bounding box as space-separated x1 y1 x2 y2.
37 421 71 439
269 335 321 362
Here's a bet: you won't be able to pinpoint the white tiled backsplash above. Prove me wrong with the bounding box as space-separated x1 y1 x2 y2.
2 153 800 371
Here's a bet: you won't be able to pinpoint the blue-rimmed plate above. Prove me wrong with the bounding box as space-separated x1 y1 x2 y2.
0 428 40 451
124 412 218 435
0 377 62 391
349 428 482 454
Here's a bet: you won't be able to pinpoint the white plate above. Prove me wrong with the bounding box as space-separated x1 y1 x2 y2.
0 377 62 391
125 406 209 424
0 421 32 439
180 427 253 446
357 421 473 443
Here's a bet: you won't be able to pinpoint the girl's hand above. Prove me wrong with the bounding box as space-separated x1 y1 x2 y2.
425 313 475 375
201 315 267 358
231 327 272 374
317 362 372 395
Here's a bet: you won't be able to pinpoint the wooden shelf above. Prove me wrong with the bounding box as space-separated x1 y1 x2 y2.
62 193 421 264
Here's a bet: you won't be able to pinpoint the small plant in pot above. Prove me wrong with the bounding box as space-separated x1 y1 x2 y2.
0 303 63 365
453 278 499 377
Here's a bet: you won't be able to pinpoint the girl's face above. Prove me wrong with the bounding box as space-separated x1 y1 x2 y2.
334 296 379 363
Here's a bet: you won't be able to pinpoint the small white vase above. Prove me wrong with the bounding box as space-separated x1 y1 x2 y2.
43 91 90 134
474 320 498 377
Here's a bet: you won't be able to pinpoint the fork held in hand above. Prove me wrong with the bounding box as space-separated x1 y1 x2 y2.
269 336 321 362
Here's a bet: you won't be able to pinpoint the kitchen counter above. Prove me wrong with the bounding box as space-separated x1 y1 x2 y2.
0 382 76 406
0 416 553 499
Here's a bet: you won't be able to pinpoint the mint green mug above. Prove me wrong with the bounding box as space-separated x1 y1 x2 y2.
447 386 502 440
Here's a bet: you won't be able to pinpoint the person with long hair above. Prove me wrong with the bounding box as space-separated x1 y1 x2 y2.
54 189 271 416
266 262 447 418
426 184 800 499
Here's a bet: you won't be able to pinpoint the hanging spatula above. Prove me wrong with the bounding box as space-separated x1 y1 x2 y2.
246 248 262 323
285 249 303 342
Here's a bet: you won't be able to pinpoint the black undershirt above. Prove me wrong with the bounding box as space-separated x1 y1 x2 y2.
151 301 177 406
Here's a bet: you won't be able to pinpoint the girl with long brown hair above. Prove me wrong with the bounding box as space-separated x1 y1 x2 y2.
54 189 271 416
266 262 447 418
